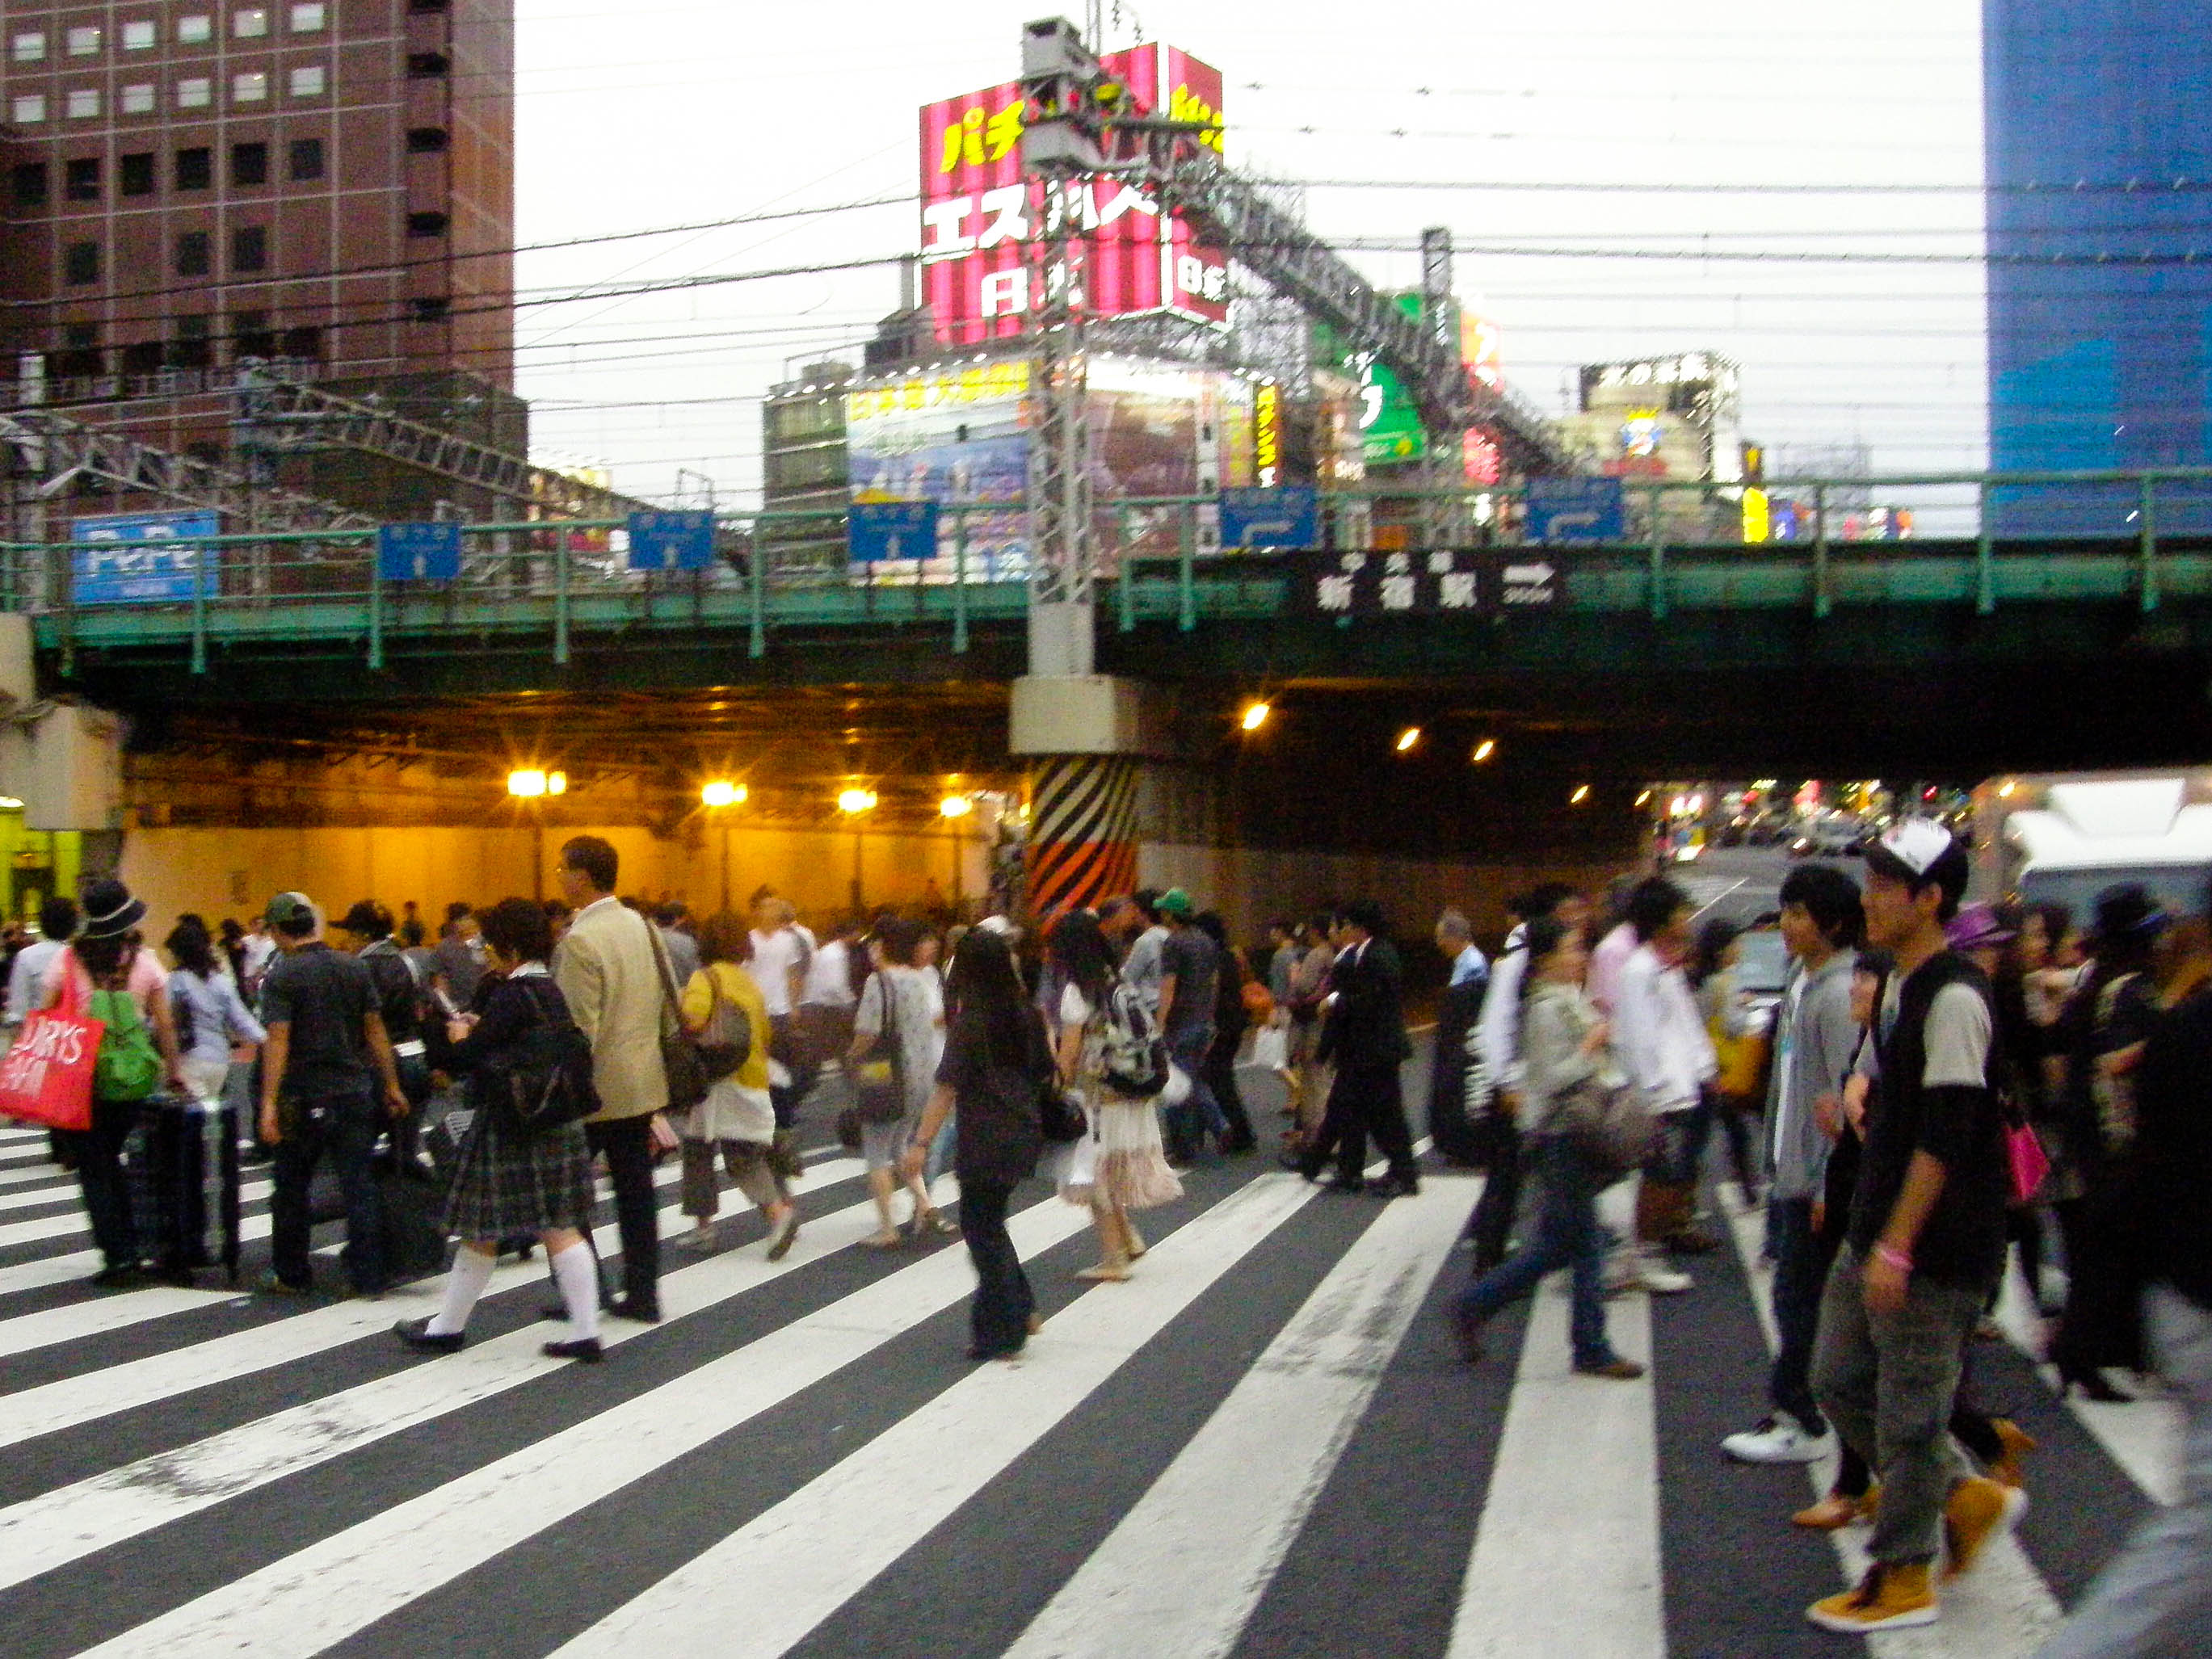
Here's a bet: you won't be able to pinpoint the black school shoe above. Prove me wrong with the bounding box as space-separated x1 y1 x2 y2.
543 1337 604 1363
393 1317 465 1355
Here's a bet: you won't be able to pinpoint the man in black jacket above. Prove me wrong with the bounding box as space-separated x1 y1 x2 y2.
1294 900 1419 1197
2029 897 2212 1658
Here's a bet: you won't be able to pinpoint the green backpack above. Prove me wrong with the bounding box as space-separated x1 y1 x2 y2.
90 986 163 1102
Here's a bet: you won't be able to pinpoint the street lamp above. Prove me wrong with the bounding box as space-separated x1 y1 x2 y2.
701 780 747 912
1240 700 1272 733
507 769 565 898
1395 726 1422 754
1472 738 1496 764
1571 784 1592 806
940 792 974 912
839 788 877 914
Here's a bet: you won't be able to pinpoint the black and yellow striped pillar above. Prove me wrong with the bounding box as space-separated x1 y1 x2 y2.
1024 753 1139 919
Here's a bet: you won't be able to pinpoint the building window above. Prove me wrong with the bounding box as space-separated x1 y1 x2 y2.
10 163 48 208
233 71 268 102
288 136 325 180
64 242 100 286
65 89 102 119
121 82 156 114
232 310 275 358
231 225 267 272
288 2 326 30
230 141 268 186
175 229 212 275
56 326 103 378
288 64 326 97
406 210 448 237
123 20 158 49
409 0 451 11
178 15 212 43
66 26 103 56
120 153 156 195
406 126 450 153
121 339 166 376
171 316 213 370
410 296 450 322
64 159 101 201
233 8 269 37
10 94 46 124
176 147 212 190
177 77 212 108
280 325 322 359
406 52 448 77
11 31 45 62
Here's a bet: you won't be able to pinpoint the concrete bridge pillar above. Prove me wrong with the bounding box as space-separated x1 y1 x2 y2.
1009 674 1150 920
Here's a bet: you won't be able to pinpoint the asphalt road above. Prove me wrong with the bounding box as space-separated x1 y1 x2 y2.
0 1035 2171 1659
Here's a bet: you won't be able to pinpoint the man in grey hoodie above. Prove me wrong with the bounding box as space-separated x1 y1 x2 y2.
1723 863 1865 1464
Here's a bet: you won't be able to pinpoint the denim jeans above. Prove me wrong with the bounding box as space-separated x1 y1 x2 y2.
270 1092 385 1293
1768 1195 1837 1433
1811 1244 1987 1565
2033 1283 2212 1658
1456 1134 1618 1371
1164 1023 1226 1157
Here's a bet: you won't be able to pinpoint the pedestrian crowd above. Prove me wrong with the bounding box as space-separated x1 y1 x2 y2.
3 826 2206 1653
1427 823 2210 1653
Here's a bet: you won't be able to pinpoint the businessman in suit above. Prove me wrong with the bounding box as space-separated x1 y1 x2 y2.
1296 899 1421 1197
552 835 670 1322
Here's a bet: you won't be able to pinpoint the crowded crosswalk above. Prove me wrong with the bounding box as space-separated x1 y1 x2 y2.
0 1098 2180 1658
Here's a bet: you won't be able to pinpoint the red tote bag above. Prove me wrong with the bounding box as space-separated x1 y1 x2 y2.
0 964 104 1132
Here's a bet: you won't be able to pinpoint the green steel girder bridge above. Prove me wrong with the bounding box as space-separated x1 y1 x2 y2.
15 474 2212 733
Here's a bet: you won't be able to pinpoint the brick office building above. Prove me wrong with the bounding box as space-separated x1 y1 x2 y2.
0 0 521 519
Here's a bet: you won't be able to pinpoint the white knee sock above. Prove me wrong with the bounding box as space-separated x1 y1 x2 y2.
427 1245 496 1336
551 1241 601 1342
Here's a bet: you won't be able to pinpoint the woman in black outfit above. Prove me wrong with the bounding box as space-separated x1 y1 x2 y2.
393 897 605 1363
901 927 1049 1362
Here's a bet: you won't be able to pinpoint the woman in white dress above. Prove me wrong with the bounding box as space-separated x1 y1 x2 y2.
1047 909 1182 1281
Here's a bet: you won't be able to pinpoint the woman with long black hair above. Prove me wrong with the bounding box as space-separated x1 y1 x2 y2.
1045 909 1182 1282
901 927 1051 1361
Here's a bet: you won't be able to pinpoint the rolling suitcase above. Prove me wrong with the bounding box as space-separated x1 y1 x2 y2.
124 1097 243 1283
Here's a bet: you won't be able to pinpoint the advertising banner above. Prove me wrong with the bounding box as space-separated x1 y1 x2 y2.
919 44 1228 345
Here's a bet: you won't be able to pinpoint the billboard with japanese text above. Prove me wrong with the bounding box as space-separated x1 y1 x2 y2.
919 44 1228 345
844 356 1255 577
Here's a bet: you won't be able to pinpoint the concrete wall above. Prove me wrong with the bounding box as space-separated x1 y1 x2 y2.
120 821 990 934
1139 841 1635 954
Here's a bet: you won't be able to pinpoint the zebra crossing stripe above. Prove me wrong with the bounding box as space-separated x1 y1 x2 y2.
0 1162 69 1191
0 1158 868 1447
1448 1190 1665 1659
1002 1178 1472 1659
552 1173 1323 1659
0 1181 276 1248
0 1285 245 1362
66 1191 1102 1658
0 1166 896 1596
1714 1191 2064 1657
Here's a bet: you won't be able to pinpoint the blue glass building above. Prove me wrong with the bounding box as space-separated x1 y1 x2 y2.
1984 0 2212 534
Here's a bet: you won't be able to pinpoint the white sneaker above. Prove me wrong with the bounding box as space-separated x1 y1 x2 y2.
1630 1248 1693 1294
1723 1415 1830 1464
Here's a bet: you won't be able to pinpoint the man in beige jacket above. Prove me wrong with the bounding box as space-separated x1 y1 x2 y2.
553 835 670 1321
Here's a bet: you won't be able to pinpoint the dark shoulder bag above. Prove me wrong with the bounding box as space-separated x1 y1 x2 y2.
646 918 710 1115
482 978 599 1136
852 973 908 1124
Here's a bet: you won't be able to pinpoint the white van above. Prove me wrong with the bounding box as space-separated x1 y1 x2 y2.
1970 770 2212 922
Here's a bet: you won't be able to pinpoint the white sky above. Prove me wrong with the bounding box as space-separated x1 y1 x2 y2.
512 0 1988 519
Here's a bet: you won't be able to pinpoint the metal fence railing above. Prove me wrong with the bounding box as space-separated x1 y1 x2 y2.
8 467 2211 672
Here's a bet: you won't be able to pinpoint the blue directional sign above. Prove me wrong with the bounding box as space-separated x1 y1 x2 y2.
626 509 717 573
1526 477 1626 544
376 521 463 582
71 510 220 605
1218 485 1320 550
847 501 940 564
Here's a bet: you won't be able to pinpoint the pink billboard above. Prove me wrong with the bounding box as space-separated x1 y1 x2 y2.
919 44 1228 345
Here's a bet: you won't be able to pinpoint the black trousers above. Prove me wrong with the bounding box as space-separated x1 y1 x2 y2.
1202 1038 1257 1150
957 1178 1032 1357
1465 1116 1524 1267
53 1098 144 1271
1303 1060 1419 1185
269 1094 384 1293
587 1115 659 1309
